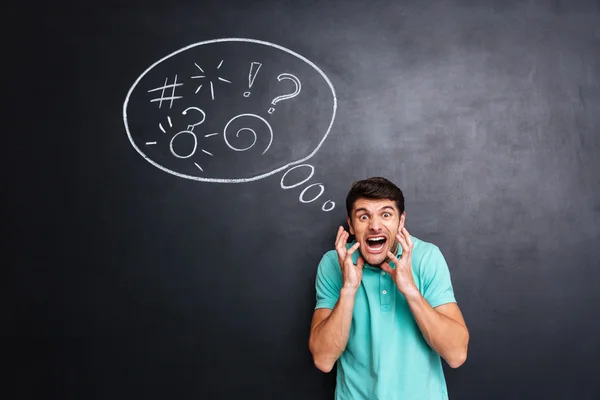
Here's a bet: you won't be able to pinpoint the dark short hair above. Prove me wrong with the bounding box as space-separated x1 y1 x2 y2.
345 177 405 217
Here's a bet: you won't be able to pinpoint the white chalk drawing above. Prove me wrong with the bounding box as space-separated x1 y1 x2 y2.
243 62 262 97
279 164 335 211
169 130 197 159
321 200 335 212
268 73 302 114
280 164 315 189
159 116 173 133
192 61 232 100
300 183 325 203
223 114 274 154
163 107 216 167
148 75 183 109
182 107 206 130
123 38 337 211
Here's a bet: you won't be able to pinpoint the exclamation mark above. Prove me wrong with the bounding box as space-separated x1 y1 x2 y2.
243 62 262 97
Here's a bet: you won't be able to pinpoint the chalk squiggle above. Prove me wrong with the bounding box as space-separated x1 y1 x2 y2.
223 113 274 155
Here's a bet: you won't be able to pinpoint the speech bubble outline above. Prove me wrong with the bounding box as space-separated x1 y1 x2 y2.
122 37 337 183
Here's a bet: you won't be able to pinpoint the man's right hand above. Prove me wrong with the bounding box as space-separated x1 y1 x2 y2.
334 226 365 290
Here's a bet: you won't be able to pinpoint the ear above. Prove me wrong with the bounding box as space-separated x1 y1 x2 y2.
398 212 406 231
346 216 355 235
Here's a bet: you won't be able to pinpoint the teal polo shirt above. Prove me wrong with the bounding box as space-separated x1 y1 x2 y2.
314 235 457 400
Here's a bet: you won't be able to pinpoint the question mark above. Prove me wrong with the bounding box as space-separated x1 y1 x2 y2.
268 73 302 114
182 107 206 131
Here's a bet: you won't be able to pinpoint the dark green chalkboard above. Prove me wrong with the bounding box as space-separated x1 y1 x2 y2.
7 0 600 399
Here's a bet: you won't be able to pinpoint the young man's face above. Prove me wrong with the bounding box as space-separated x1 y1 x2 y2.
347 197 406 267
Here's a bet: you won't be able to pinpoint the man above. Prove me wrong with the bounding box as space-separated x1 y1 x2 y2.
308 177 469 400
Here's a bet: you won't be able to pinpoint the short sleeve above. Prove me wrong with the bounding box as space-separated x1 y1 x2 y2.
314 251 343 310
421 245 456 308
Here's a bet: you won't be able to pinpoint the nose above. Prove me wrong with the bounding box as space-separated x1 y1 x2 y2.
369 216 382 231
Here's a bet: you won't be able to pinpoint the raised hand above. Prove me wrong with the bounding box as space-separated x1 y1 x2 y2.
381 226 419 297
334 226 365 290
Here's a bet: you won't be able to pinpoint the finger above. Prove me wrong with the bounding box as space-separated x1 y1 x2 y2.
335 226 344 246
396 232 410 253
399 231 413 254
339 232 349 254
380 259 394 275
345 241 360 259
335 227 347 251
356 255 365 269
402 227 413 248
387 250 401 266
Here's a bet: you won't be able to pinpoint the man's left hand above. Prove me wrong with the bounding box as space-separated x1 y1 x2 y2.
382 227 420 297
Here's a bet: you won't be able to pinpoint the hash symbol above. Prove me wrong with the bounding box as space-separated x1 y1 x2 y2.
148 75 183 109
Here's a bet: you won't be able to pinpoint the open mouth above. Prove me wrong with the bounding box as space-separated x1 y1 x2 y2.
365 236 387 253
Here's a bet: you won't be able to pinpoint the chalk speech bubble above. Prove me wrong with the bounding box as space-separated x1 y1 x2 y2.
123 38 337 183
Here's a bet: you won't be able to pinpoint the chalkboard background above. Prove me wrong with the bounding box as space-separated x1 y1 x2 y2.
8 0 600 399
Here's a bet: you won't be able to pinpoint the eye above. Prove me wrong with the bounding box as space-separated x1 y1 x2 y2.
359 215 369 220
383 212 391 218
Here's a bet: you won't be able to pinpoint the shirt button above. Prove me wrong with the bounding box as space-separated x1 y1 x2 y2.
381 271 386 276
382 290 387 295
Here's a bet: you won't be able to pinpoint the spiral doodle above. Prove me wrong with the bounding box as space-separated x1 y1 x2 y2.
223 113 274 155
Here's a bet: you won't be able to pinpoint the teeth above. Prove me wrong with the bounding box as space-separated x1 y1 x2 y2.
368 237 385 242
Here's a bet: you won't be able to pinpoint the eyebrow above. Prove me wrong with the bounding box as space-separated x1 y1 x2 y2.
354 206 395 214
